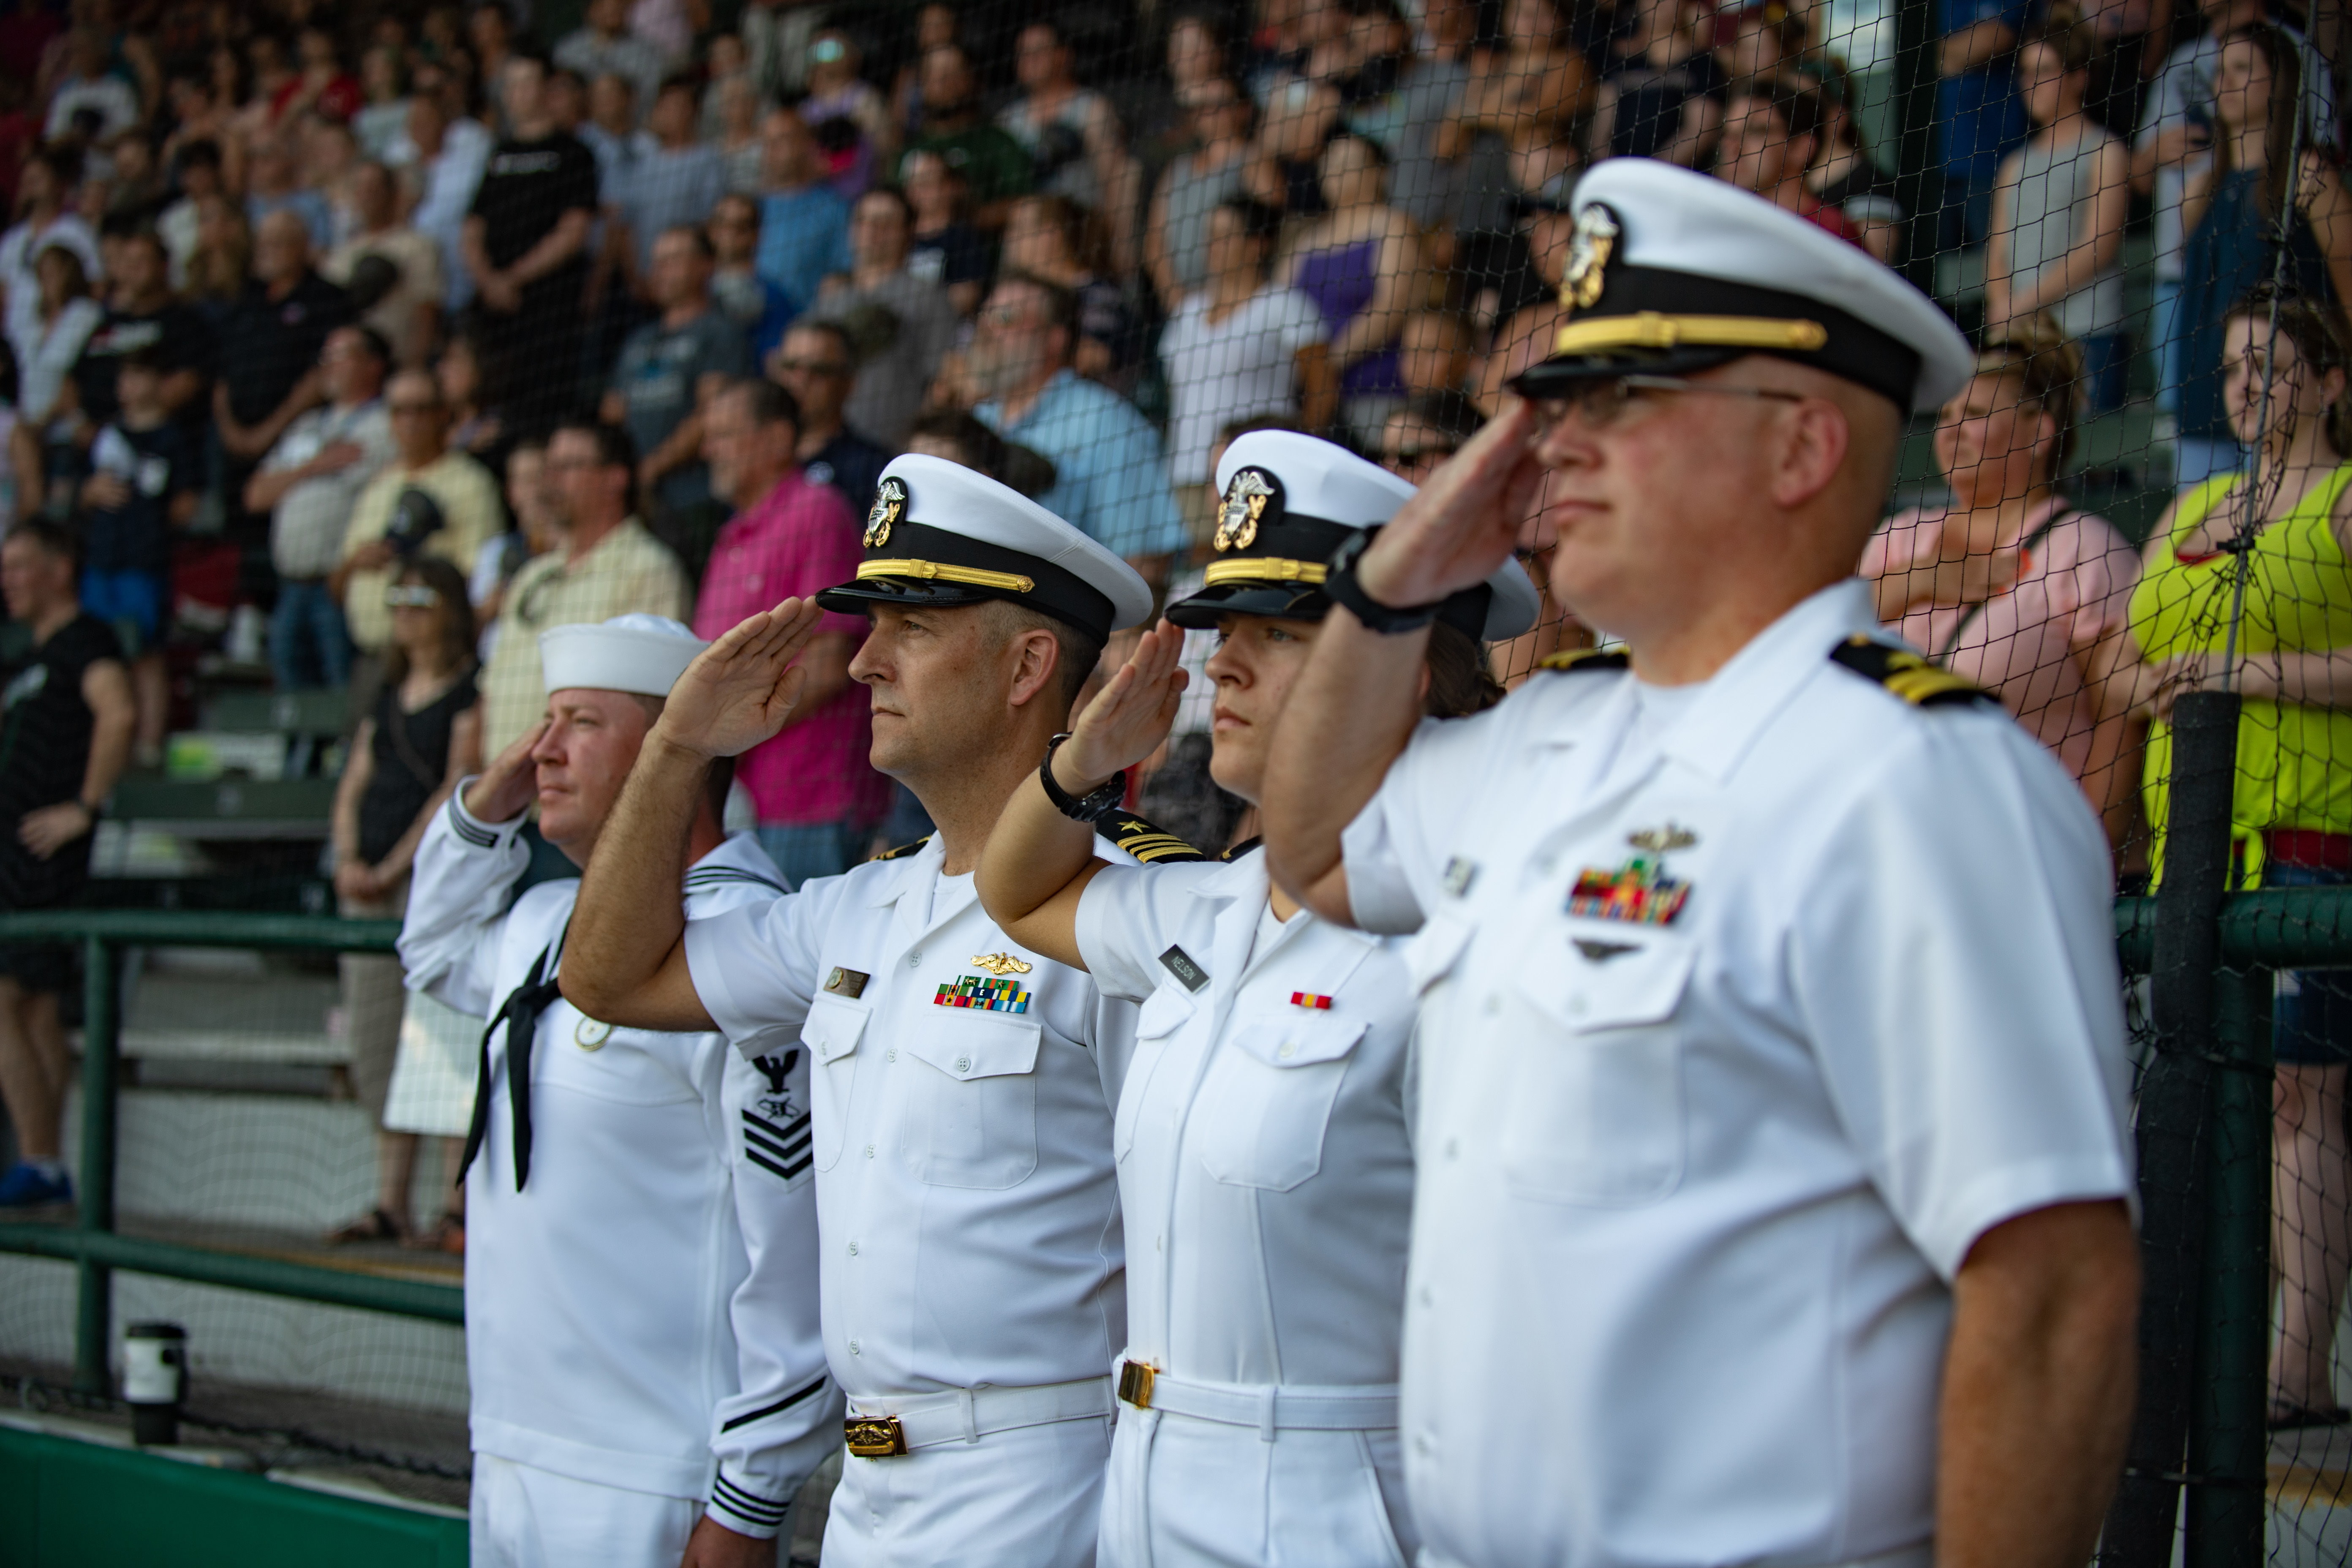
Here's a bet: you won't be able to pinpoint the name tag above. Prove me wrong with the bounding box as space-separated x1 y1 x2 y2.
824 967 869 999
1159 945 1209 994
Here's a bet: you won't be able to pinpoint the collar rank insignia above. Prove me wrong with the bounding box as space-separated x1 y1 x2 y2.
865 475 907 549
1214 467 1279 553
1290 992 1334 1010
1627 822 1696 853
971 952 1033 976
1567 849 1690 926
935 974 1032 1013
1560 202 1619 312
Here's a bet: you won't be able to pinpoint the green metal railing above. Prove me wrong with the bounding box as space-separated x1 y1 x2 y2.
0 910 461 1403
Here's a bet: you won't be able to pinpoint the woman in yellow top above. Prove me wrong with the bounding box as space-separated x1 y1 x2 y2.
2102 284 2352 1428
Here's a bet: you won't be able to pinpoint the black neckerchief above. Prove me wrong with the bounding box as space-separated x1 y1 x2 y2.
459 918 569 1192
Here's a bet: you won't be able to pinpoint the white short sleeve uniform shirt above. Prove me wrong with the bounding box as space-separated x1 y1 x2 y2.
1340 579 2136 1568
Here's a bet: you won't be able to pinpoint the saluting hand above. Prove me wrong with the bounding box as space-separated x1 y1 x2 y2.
462 718 549 825
1056 618 1189 790
656 599 829 760
1355 400 1547 611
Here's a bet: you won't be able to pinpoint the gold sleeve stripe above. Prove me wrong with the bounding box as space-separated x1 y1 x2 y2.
1552 313 1830 357
858 559 1037 593
1202 558 1329 587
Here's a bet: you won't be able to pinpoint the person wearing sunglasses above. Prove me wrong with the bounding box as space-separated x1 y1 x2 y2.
1375 388 1482 484
1258 161 2139 1568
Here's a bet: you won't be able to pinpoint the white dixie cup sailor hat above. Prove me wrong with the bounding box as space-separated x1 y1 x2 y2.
1512 158 1975 414
538 613 710 698
816 452 1154 640
1173 428 1542 642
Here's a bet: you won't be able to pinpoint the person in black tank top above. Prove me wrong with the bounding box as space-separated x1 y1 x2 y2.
0 521 135 1210
326 557 482 1248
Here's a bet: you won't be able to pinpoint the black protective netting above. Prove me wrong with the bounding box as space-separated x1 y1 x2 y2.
4 0 2352 1552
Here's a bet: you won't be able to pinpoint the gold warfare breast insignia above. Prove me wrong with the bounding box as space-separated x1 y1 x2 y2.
1561 203 1619 312
865 475 907 549
970 952 1033 976
1214 467 1279 553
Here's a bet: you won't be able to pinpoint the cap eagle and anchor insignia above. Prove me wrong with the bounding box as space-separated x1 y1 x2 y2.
865 475 908 549
1829 636 1996 708
1214 468 1278 553
1560 204 1618 312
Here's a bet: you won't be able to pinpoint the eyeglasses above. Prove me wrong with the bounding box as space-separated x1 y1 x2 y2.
773 358 849 376
388 401 444 416
384 584 441 608
1530 374 1806 431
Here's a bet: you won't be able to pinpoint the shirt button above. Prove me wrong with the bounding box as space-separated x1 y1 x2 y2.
1419 1285 1434 1307
954 1054 971 1073
1444 1138 1459 1160
864 1144 875 1159
886 1048 897 1062
1413 1432 1434 1457
1155 1233 1164 1252
1568 996 1589 1017
848 1339 861 1356
907 950 923 968
847 1241 859 1256
1483 993 1502 1015
1277 1041 1297 1061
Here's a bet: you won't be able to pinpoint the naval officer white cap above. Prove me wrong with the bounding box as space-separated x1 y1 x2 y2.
539 613 708 698
1172 429 1541 641
817 453 1154 640
1514 158 1974 414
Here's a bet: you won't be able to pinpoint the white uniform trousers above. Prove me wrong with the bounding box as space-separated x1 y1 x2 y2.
470 1454 702 1568
822 1413 1113 1568
1102 1406 1414 1568
1417 1549 1933 1568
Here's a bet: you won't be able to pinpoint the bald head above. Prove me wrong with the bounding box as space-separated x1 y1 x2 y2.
254 209 313 286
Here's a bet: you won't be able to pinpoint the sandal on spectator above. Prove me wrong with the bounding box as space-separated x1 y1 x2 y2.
408 1213 465 1255
327 1208 407 1245
2267 1402 2350 1430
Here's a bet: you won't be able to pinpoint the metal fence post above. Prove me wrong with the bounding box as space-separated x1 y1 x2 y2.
2183 966 2274 1568
72 934 116 1396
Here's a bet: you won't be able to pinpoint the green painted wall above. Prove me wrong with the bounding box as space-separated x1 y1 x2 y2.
0 1428 466 1568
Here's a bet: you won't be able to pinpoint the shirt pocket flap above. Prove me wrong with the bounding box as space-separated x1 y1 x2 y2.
1399 914 1473 995
1228 1013 1369 1069
903 1014 1043 1081
801 994 869 1065
1136 985 1198 1040
1524 940 1697 1034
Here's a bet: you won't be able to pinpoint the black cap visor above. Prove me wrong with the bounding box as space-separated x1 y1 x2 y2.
1165 580 1334 629
820 519 1118 640
1509 343 1746 398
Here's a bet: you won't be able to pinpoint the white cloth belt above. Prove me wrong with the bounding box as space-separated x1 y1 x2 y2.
1118 1361 1399 1436
843 1375 1113 1451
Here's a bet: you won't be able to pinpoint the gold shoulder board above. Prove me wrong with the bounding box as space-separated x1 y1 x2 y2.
1536 648 1632 673
1100 810 1211 864
1828 636 1997 708
869 835 934 862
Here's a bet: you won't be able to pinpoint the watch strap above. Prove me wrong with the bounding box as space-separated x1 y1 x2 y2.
1040 733 1128 823
1324 531 1444 635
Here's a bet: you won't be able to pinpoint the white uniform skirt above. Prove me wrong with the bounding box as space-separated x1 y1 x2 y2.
469 1454 699 1568
1100 1407 1416 1568
822 1413 1113 1568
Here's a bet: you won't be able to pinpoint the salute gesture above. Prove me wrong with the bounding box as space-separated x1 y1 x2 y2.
1349 400 1547 612
1049 619 1191 795
655 599 830 760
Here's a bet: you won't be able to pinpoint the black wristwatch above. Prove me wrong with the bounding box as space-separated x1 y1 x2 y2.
1040 733 1128 823
1323 531 1444 635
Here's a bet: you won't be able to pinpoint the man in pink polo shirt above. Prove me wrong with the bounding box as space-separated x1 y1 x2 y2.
696 378 888 885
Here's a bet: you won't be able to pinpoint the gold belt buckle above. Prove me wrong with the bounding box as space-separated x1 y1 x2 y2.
1117 1359 1156 1411
844 1415 908 1458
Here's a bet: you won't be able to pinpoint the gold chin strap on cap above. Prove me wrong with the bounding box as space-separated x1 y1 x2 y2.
1201 558 1328 587
1552 311 1830 357
858 559 1037 593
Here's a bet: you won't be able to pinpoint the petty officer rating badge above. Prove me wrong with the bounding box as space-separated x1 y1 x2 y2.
1567 822 1699 926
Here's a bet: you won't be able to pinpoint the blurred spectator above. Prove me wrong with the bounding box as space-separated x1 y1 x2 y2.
324 554 480 1249
1399 309 1474 397
214 210 351 473
0 520 132 1210
1246 74 1343 218
437 329 511 466
1283 133 1419 444
245 137 335 254
1808 74 1907 265
1867 326 2141 811
155 139 223 287
476 419 690 754
906 45 1035 227
803 28 897 197
904 406 1062 498
162 72 242 199
904 147 992 318
181 197 250 329
71 227 213 431
1715 79 1864 245
602 224 751 527
0 343 38 524
969 271 1187 592
44 28 139 143
324 163 446 370
1437 0 1593 234
355 44 414 163
1935 0 2036 245
754 107 853 317
233 34 294 150
1987 16 2131 411
1 145 98 334
770 317 891 519
1377 388 1484 484
12 241 101 425
810 188 958 448
1002 193 1137 387
708 192 797 362
405 89 494 314
277 24 363 127
695 33 757 144
555 0 666 118
617 76 727 287
78 347 195 761
101 132 166 228
334 368 504 671
474 436 562 663
578 71 649 193
1587 0 1724 165
1714 1 1810 88
463 54 598 432
892 3 967 136
247 325 395 691
1134 11 1232 179
1146 79 1255 309
709 73 767 196
694 378 884 884
1160 196 1333 542
2172 25 2352 484
1002 21 1138 270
